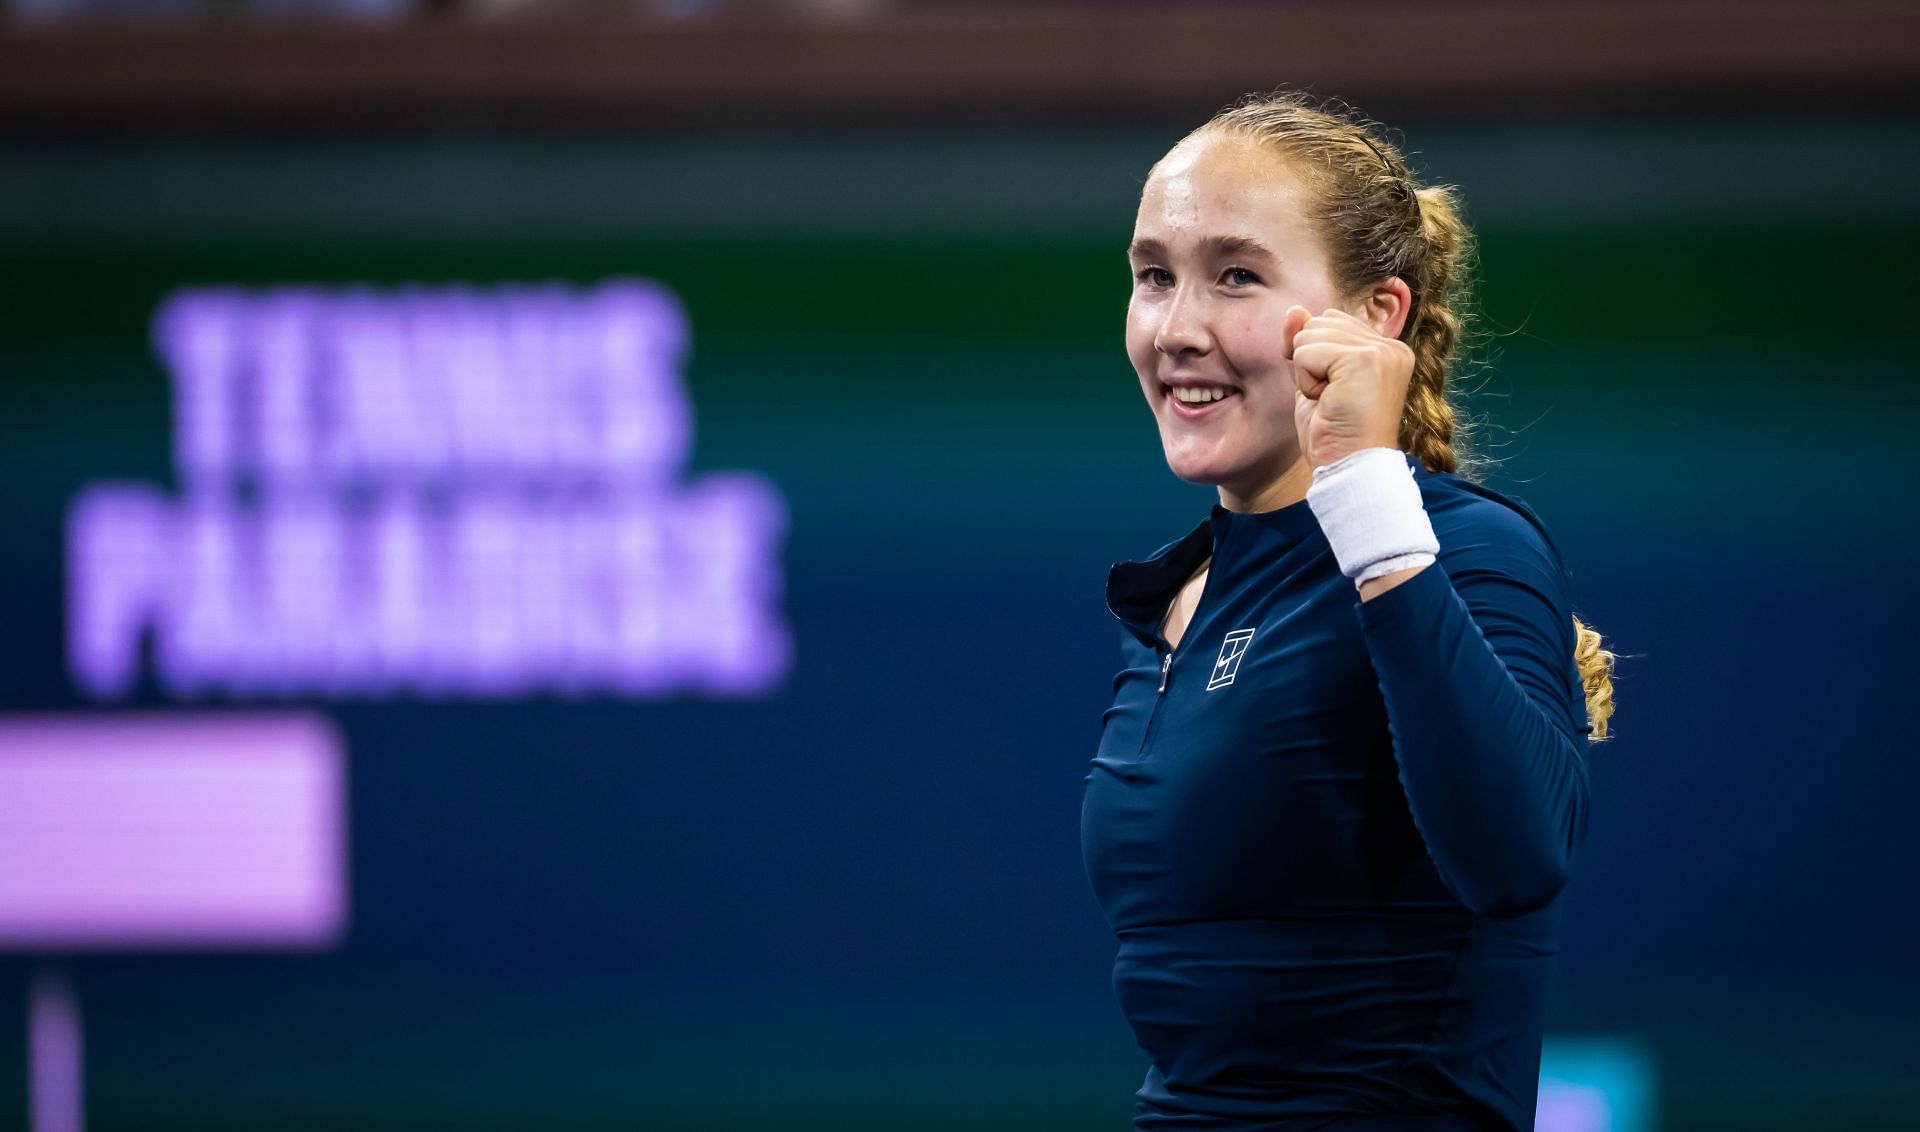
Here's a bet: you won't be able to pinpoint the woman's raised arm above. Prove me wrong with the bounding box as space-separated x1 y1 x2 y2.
1352 510 1591 919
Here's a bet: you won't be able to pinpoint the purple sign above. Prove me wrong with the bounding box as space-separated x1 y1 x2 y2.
68 281 790 700
157 282 693 489
0 714 346 948
29 972 82 1132
1535 1083 1613 1131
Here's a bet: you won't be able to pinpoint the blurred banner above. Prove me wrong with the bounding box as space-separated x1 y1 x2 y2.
68 281 788 700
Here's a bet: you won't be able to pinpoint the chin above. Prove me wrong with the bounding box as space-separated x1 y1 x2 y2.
1162 450 1241 488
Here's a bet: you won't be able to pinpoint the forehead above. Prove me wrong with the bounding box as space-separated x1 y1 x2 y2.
1134 133 1318 251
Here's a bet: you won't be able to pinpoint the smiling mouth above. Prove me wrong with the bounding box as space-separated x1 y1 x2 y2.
1162 383 1242 415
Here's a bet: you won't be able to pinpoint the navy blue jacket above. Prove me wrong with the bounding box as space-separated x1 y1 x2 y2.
1081 454 1592 1132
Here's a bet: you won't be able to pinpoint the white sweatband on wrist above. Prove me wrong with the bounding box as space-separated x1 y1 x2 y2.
1305 447 1439 587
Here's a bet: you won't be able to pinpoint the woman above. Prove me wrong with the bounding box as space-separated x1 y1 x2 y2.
1080 90 1618 1132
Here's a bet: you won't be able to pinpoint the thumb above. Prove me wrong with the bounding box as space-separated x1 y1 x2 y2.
1282 305 1311 359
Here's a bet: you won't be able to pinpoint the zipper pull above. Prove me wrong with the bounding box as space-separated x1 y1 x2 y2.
1158 651 1173 694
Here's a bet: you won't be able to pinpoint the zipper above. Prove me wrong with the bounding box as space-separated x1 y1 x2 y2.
1138 646 1173 757
1135 520 1232 759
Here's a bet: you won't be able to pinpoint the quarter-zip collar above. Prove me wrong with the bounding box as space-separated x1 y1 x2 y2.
1105 454 1425 648
1105 495 1320 649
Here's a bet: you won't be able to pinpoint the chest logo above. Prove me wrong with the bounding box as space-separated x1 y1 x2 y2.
1207 628 1257 691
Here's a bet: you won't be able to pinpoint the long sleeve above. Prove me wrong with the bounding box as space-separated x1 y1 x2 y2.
1353 502 1591 919
1090 489 1582 1130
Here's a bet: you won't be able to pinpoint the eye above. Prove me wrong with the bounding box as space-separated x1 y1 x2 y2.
1223 267 1261 287
1136 267 1174 288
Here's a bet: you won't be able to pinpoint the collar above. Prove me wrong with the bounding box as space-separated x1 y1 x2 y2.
1105 454 1426 646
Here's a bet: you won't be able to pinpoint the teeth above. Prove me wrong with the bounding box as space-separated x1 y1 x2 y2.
1172 385 1231 405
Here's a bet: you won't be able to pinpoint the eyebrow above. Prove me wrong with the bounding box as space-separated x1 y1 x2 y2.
1128 235 1279 262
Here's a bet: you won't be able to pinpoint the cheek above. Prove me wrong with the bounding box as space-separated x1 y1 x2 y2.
1217 308 1293 382
1125 300 1159 373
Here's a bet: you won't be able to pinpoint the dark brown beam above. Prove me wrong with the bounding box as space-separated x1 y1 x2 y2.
1 1 1916 123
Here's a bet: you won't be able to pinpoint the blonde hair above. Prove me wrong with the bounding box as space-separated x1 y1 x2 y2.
1196 89 1617 741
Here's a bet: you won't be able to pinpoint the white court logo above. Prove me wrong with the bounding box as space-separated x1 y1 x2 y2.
1207 628 1257 691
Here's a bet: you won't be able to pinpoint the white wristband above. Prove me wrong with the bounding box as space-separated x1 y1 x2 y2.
1305 447 1439 587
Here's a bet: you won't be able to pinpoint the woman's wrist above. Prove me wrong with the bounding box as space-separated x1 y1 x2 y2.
1305 447 1438 587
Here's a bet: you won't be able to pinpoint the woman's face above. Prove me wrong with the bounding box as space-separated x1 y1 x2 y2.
1126 133 1346 496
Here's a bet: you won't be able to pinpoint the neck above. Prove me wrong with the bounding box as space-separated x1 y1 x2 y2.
1217 456 1315 514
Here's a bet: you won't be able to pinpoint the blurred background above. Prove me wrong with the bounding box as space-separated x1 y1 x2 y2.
2 1 1918 1130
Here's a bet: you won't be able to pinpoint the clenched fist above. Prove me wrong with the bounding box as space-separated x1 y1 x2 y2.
1284 305 1415 470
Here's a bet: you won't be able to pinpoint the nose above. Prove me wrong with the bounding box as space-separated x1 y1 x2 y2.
1153 285 1213 359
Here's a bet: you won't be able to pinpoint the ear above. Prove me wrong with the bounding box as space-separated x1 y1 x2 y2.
1355 276 1415 340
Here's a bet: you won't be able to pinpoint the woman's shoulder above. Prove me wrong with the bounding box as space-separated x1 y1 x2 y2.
1415 468 1574 599
1415 466 1560 548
